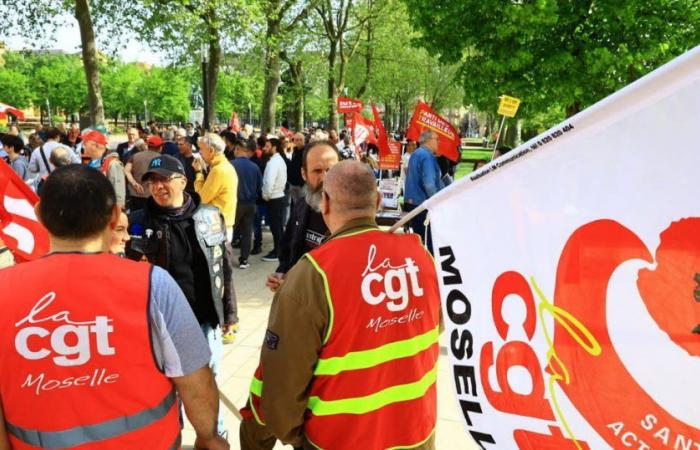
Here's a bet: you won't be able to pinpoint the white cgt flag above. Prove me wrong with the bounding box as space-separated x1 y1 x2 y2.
426 46 700 449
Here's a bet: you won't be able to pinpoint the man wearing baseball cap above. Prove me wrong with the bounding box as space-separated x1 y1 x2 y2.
83 128 126 208
127 154 238 440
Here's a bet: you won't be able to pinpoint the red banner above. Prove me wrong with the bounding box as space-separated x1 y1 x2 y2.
0 160 50 262
229 111 241 132
379 141 402 170
405 101 460 162
337 96 364 113
350 112 379 153
372 103 400 170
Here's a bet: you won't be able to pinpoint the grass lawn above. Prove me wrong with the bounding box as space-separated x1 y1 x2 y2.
456 147 492 180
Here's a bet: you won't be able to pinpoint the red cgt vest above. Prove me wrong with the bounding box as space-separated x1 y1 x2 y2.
0 253 180 449
244 228 440 449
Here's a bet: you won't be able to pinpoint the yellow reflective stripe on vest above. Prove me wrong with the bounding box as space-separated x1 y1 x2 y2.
248 376 266 425
314 326 439 376
304 254 335 345
250 375 263 397
307 364 437 416
6 389 176 449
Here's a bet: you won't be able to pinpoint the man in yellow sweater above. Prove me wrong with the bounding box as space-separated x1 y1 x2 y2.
193 133 239 241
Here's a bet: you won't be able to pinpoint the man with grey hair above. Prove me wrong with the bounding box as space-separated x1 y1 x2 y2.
162 128 180 157
32 146 74 195
194 133 238 241
403 129 443 251
240 160 440 450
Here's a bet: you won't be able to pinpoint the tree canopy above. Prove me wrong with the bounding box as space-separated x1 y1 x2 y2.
403 0 700 118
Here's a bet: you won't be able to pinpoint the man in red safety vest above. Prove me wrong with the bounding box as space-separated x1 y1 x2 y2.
0 165 229 450
240 160 441 449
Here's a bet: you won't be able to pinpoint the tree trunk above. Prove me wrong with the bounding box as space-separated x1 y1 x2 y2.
327 41 339 132
355 1 373 98
206 27 221 128
261 20 282 134
385 101 393 132
74 0 104 125
503 119 522 148
291 62 304 131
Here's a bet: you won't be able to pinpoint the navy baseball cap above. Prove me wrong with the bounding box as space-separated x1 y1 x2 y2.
141 154 186 182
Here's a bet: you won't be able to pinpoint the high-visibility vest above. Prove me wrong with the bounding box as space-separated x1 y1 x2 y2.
0 253 180 449
100 154 120 175
245 228 440 449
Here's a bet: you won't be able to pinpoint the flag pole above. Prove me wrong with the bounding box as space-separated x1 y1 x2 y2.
491 115 506 160
388 202 427 233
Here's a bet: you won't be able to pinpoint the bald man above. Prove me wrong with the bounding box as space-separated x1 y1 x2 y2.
240 161 441 450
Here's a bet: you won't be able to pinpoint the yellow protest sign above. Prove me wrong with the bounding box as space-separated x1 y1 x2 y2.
498 95 521 117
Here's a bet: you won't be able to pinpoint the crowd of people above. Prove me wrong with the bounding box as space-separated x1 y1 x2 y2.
0 118 453 449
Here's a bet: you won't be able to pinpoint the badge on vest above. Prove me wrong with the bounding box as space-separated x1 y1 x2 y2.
264 329 280 350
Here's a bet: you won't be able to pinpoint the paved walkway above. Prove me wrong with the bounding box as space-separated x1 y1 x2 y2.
180 230 478 449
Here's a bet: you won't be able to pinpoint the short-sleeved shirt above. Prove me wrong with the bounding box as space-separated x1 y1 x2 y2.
10 157 29 181
149 266 212 376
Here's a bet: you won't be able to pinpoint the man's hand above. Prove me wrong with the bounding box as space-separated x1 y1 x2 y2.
194 435 230 450
266 272 285 292
192 157 203 173
131 181 144 195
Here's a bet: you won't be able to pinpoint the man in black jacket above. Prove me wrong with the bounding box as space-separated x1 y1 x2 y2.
287 133 306 207
126 154 237 439
266 140 339 292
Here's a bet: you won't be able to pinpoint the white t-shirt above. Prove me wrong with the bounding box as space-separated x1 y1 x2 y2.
262 153 288 200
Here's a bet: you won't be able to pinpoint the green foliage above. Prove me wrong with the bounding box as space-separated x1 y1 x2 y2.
216 70 264 116
101 63 146 120
343 0 464 128
138 67 191 121
403 0 700 119
1 51 87 115
0 67 31 108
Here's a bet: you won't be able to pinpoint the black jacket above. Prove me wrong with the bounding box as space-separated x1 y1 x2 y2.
126 193 237 326
276 198 327 274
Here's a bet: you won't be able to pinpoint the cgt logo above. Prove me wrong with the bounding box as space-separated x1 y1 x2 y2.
360 244 424 311
15 292 115 367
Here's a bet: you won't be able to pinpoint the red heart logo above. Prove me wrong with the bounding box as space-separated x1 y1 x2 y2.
637 218 700 357
551 219 699 447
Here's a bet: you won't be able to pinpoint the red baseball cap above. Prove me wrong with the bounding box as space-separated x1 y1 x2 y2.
147 135 164 147
81 129 107 146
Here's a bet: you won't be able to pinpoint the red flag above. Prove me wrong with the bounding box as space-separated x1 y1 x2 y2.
279 127 295 139
229 111 241 132
406 101 460 162
351 113 378 150
372 103 400 170
337 96 364 113
351 112 371 153
0 160 50 262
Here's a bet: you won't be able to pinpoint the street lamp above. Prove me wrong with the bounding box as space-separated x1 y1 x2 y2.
201 43 209 131
248 103 252 126
144 100 148 122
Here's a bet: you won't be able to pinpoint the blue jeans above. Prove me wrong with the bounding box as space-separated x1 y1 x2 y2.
404 203 433 255
200 323 225 435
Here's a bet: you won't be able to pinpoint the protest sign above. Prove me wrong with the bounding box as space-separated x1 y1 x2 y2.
405 102 460 162
337 96 364 113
